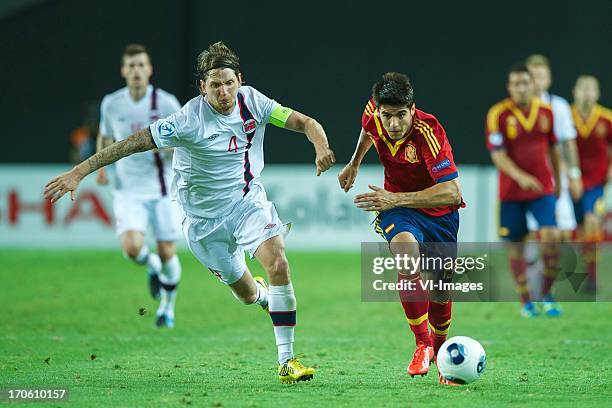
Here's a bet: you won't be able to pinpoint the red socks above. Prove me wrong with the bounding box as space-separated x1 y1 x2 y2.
398 273 430 346
510 258 530 304
429 300 452 354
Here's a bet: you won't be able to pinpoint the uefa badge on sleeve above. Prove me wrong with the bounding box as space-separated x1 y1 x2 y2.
158 120 176 137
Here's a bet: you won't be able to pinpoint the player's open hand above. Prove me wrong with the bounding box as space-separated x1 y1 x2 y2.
338 163 359 192
354 184 397 211
315 147 336 176
516 173 543 193
96 168 109 185
44 168 83 203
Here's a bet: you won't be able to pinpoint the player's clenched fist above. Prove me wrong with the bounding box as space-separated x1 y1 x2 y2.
44 168 83 202
315 147 336 176
338 163 358 192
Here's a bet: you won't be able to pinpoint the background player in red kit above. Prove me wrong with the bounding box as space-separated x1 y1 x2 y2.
485 63 562 317
571 75 612 289
338 72 463 385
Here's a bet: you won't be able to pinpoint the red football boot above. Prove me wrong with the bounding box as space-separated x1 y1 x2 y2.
407 341 434 377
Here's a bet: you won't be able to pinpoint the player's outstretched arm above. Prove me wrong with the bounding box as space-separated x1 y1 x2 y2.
338 128 373 192
490 149 543 193
284 111 336 176
44 127 156 202
95 132 114 185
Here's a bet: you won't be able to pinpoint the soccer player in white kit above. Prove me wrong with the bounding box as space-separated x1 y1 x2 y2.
45 41 336 384
96 44 183 328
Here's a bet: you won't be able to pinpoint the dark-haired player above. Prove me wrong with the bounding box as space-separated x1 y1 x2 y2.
571 75 612 289
96 44 183 328
485 64 562 317
45 41 336 384
338 72 464 385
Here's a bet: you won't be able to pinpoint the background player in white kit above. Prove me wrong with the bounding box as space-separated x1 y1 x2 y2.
45 42 336 384
96 44 183 328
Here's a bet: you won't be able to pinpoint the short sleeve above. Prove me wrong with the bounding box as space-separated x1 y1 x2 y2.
249 87 277 124
361 99 376 129
552 97 577 141
420 121 458 183
99 96 113 138
150 101 199 148
485 105 505 151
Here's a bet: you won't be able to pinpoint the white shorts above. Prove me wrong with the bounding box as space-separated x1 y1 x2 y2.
182 183 287 285
113 193 182 241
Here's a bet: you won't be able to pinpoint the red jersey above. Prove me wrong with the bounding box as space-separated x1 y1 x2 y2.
485 97 557 201
361 99 461 217
572 104 612 190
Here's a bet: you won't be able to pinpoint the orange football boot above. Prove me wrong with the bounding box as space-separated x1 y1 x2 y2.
408 341 434 377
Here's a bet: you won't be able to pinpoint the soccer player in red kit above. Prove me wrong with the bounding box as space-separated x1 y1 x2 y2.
485 63 562 317
338 72 464 385
571 75 612 288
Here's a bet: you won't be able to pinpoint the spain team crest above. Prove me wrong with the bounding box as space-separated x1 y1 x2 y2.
405 142 419 163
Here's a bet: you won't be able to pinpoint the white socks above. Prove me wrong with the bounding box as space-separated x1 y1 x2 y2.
128 246 161 275
157 255 181 318
268 283 296 364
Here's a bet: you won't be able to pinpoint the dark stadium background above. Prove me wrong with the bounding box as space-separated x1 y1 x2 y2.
1 0 610 165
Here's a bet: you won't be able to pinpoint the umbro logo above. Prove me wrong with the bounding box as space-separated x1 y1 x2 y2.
207 134 219 140
264 224 276 230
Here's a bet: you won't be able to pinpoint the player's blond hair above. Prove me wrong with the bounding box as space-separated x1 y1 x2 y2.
525 54 550 68
575 74 599 89
196 41 241 81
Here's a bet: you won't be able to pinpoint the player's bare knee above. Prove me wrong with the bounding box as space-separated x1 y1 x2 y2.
123 243 143 259
157 242 176 261
390 232 419 258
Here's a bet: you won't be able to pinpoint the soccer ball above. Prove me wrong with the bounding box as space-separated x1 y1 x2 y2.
437 336 486 385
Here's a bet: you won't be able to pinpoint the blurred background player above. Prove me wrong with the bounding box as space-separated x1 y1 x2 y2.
339 72 463 385
571 75 612 290
485 63 562 318
45 41 336 384
97 44 183 328
524 55 583 299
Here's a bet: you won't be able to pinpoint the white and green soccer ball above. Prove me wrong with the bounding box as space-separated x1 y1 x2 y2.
437 336 486 385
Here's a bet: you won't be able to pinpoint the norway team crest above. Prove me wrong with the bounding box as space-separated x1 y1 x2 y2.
243 119 257 134
405 143 419 163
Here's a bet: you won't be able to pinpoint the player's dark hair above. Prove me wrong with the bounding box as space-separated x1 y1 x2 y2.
196 41 241 81
372 72 414 107
507 63 531 78
121 44 150 65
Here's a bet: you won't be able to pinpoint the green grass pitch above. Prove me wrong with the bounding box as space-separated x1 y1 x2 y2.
1 249 611 407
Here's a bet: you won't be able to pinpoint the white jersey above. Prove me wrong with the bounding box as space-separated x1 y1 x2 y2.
100 85 182 199
150 85 277 218
540 92 576 141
